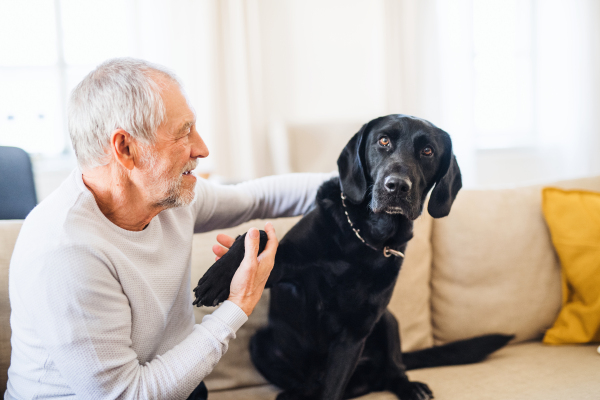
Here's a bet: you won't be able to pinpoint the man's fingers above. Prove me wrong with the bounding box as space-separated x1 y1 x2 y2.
216 233 235 249
263 222 279 252
212 244 229 258
243 228 260 264
258 222 278 262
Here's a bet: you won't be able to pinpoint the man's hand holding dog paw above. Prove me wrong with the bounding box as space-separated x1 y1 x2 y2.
228 223 278 316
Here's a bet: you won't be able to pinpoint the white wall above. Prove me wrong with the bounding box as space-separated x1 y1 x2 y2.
25 0 600 199
258 0 387 125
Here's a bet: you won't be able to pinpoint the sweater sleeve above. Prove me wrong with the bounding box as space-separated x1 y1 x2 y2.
193 172 335 233
31 247 247 400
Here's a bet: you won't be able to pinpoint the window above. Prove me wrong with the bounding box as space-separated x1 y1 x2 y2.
472 0 535 149
0 0 133 156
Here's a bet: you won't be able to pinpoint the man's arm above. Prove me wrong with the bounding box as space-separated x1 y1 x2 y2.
28 248 247 399
193 172 335 233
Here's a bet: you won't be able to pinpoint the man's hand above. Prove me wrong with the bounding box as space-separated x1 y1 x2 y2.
227 223 278 316
212 233 234 261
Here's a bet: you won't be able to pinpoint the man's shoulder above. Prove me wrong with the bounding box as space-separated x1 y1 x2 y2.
13 173 112 269
22 172 94 235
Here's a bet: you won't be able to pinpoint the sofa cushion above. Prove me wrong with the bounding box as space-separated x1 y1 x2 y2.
541 188 600 344
0 220 23 392
430 176 600 345
209 385 399 400
191 214 433 391
407 342 600 400
388 212 433 352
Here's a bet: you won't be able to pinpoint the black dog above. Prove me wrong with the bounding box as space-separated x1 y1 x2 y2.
195 115 512 400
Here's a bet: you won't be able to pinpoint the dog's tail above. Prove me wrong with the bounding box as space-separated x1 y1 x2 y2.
402 334 514 370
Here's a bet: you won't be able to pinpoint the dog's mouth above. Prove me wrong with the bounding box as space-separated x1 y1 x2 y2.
384 207 404 215
371 205 406 216
370 191 421 220
370 200 408 214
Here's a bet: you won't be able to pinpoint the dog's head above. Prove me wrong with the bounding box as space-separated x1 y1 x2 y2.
337 114 461 220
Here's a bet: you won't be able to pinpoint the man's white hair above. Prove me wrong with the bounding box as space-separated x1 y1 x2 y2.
68 58 181 170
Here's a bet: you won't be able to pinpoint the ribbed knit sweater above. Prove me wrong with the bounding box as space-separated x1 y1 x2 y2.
6 169 329 399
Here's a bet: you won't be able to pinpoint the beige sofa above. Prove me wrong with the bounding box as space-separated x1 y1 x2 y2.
1 175 600 399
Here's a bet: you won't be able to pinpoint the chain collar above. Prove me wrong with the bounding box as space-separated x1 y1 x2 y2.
340 192 405 258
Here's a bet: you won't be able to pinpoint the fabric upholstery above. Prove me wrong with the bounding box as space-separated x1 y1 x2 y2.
541 188 600 344
209 385 399 400
0 147 37 220
430 176 600 345
407 342 600 400
0 220 23 391
192 214 434 391
284 122 363 174
388 212 434 351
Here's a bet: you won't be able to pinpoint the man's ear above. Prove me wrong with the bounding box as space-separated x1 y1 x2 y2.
111 129 135 171
427 135 462 218
337 123 369 204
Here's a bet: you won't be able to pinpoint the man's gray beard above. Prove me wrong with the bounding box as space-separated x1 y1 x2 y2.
154 172 195 209
140 144 197 209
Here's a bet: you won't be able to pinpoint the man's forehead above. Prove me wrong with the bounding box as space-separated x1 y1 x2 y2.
159 79 195 133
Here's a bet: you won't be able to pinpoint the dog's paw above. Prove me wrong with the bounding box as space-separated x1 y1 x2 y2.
192 263 233 307
193 231 268 307
395 381 433 400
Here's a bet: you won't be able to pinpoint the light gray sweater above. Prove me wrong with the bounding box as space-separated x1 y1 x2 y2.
6 169 329 399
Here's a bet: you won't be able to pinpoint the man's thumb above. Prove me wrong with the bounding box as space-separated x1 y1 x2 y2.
243 228 260 261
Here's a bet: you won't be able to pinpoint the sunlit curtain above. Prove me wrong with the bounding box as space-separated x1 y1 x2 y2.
384 0 600 187
210 0 270 181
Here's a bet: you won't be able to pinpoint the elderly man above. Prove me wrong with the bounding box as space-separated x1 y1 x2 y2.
6 58 330 399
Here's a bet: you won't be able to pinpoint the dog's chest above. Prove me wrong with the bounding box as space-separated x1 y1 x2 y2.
314 258 399 329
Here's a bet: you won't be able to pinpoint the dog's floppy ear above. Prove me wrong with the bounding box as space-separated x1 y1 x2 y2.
427 135 462 218
337 123 370 204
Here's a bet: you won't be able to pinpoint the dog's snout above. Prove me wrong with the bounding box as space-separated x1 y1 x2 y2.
384 175 412 194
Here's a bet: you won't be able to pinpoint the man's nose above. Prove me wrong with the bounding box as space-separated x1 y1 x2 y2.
190 129 209 159
384 175 412 195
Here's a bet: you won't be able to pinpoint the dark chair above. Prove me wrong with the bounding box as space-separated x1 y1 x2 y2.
0 146 37 219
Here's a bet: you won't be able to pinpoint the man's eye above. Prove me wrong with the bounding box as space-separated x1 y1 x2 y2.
421 147 434 157
379 137 390 146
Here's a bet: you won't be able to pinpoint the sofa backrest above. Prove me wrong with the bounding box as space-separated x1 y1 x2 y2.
430 175 600 345
0 220 23 392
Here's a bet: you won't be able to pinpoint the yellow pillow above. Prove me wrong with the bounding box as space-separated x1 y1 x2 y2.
542 187 600 344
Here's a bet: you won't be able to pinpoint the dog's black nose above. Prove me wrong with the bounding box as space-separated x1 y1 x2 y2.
384 176 412 194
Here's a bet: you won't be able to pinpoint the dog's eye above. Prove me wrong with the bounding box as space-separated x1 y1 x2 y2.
379 137 390 147
421 147 434 157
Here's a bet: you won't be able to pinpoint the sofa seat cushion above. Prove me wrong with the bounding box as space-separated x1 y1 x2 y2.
208 384 400 400
407 342 600 400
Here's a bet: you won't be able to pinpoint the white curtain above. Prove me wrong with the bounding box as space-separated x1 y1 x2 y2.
131 0 269 181
128 0 600 185
383 0 600 187
383 0 477 186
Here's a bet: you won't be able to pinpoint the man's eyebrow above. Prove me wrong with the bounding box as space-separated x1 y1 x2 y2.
176 121 194 136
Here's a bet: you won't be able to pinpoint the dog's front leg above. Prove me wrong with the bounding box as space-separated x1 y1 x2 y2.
321 338 365 400
193 231 268 307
